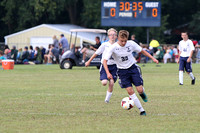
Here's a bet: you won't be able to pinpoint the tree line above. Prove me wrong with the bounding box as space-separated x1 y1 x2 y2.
0 0 200 44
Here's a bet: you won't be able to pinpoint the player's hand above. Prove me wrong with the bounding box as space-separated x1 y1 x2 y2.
177 59 179 64
85 61 90 67
152 58 159 64
187 58 191 63
107 73 113 80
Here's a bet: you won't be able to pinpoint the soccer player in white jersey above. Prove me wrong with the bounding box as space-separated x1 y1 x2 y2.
103 30 159 116
177 32 195 85
85 28 118 103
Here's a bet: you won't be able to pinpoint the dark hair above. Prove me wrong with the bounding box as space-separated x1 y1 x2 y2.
181 31 188 35
61 34 64 37
48 44 52 49
5 45 10 49
96 36 100 40
35 46 39 50
30 45 33 50
0 50 3 55
52 44 55 47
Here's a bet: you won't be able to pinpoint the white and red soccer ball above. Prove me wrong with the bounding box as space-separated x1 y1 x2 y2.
121 97 134 110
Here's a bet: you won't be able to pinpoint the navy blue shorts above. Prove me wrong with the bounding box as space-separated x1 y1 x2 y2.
100 64 117 82
117 64 143 88
179 57 192 72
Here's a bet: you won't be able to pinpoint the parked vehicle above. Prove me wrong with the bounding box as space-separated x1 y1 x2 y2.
59 29 107 69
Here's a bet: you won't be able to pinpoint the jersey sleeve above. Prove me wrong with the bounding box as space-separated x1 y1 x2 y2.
131 41 142 53
104 45 115 60
189 40 195 51
178 41 182 52
95 43 105 55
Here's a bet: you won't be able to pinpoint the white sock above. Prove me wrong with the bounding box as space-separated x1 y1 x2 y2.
105 91 112 102
189 72 195 80
179 71 183 84
129 93 144 112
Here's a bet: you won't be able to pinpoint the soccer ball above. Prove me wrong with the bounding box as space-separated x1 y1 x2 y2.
121 97 134 110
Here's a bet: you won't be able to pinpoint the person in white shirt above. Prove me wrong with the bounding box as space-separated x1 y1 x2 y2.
85 28 118 103
177 32 195 85
103 30 159 116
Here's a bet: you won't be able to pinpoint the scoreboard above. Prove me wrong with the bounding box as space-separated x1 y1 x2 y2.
101 1 161 27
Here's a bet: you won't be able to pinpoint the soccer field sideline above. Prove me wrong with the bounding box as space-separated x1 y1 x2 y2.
0 64 200 133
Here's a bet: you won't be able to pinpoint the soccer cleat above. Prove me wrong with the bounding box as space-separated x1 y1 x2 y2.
140 92 148 102
105 100 109 103
191 77 195 85
140 111 146 116
179 83 183 85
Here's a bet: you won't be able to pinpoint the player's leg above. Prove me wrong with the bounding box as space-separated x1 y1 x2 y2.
100 64 113 103
126 87 146 116
179 57 185 85
185 61 195 85
131 64 147 102
105 64 118 103
136 85 148 102
104 79 114 103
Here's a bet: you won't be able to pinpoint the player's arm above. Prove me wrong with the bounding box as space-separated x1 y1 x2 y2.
187 49 194 63
187 42 195 63
141 50 159 64
103 45 114 79
85 53 98 67
177 51 181 64
103 59 113 79
85 44 104 67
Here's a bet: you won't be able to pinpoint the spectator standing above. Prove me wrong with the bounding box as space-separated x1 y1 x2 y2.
131 34 139 45
53 35 59 49
59 34 69 53
195 45 200 63
149 39 160 54
131 34 139 58
173 45 179 63
163 46 171 64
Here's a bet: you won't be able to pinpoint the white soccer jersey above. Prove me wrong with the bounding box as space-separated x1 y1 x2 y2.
95 41 116 65
179 39 195 57
104 40 142 69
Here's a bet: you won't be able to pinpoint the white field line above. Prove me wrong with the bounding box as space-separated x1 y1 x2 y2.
0 112 180 116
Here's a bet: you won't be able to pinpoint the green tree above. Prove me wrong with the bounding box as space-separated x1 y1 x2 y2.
81 0 101 28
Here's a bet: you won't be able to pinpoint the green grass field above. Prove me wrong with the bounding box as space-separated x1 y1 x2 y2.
0 64 200 133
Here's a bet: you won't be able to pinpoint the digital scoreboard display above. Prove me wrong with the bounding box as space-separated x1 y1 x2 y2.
101 1 161 27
